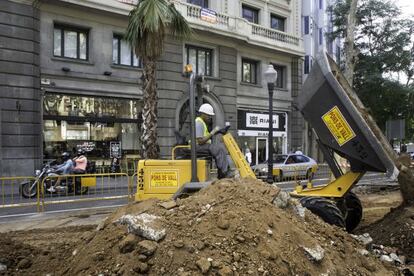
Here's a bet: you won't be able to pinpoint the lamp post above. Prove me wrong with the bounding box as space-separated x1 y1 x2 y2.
264 65 278 184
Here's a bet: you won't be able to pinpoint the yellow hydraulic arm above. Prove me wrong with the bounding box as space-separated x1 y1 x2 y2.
222 133 256 179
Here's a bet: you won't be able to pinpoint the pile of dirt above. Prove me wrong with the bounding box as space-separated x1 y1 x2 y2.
0 226 94 275
359 204 414 260
51 178 395 275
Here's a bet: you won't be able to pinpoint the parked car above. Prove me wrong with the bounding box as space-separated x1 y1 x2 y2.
252 153 318 182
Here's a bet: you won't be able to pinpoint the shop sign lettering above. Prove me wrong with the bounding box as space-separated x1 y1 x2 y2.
246 113 279 129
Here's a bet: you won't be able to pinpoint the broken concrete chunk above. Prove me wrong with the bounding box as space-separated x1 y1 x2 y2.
196 258 211 274
0 264 7 272
159 201 177 210
138 240 158 256
380 255 393 263
272 191 291 209
351 233 373 246
217 218 230 230
303 245 325 262
358 249 369 256
294 203 306 218
389 253 403 264
116 213 166 241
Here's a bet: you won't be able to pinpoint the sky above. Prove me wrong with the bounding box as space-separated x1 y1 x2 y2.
395 0 414 17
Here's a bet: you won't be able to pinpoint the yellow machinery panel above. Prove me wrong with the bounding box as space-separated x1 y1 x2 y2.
81 177 96 187
135 159 209 201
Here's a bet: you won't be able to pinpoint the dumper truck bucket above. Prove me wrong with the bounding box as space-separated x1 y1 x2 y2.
299 52 399 179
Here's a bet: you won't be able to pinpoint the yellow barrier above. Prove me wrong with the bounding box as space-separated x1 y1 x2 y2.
0 176 40 211
0 173 136 214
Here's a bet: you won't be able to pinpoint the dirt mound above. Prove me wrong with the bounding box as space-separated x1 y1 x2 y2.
54 178 396 275
397 155 414 206
359 205 414 260
0 226 94 275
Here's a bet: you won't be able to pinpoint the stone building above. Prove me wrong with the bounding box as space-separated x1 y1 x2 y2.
0 0 304 175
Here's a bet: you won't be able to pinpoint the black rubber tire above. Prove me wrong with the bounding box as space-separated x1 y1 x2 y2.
300 197 345 229
20 181 37 198
337 192 363 232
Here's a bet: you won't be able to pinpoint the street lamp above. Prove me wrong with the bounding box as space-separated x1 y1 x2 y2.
264 64 277 184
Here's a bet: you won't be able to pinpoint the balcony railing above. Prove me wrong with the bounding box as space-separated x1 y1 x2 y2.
174 1 303 54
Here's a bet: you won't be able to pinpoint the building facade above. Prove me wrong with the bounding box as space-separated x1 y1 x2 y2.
1 0 304 176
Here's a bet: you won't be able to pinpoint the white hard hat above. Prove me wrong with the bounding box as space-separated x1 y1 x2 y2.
198 103 215 116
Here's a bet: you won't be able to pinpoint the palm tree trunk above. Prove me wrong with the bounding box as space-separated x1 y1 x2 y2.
141 57 159 159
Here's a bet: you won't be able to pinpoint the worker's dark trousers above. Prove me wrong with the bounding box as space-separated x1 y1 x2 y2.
196 143 229 174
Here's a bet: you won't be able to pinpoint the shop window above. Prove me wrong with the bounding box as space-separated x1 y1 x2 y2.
270 14 285 32
54 25 88 60
43 94 142 119
241 58 258 84
185 45 212 76
113 34 141 67
187 0 208 8
242 5 259 24
271 64 286 88
43 94 143 161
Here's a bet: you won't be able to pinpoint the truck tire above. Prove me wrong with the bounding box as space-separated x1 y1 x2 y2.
300 197 345 229
337 192 362 232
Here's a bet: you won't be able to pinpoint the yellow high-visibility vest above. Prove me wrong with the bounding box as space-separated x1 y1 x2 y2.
196 117 211 144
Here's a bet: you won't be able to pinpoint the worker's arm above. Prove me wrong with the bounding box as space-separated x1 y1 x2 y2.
196 124 220 145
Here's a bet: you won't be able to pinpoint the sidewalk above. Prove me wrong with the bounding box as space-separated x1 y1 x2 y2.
0 206 115 232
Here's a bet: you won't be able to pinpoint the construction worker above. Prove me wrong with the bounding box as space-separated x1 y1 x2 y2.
196 103 232 179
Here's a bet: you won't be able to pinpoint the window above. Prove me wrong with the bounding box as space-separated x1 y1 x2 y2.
113 35 141 67
241 59 258 84
185 45 212 76
270 14 285 32
304 16 309 35
187 0 208 8
272 64 285 88
319 28 323 45
54 25 88 60
319 0 323 9
304 55 310 74
242 5 259 24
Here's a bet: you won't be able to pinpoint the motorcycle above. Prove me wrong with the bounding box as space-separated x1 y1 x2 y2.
20 161 89 198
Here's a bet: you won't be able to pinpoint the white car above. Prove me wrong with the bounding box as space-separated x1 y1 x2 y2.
252 153 318 182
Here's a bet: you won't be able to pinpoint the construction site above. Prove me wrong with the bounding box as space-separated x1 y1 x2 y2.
0 53 413 276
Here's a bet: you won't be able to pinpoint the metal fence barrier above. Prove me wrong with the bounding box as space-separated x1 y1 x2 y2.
0 176 40 213
0 173 136 214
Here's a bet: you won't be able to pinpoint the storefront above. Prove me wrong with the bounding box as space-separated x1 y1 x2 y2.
43 93 143 166
237 109 288 166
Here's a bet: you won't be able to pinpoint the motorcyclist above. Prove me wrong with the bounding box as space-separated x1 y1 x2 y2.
73 149 87 173
47 152 73 192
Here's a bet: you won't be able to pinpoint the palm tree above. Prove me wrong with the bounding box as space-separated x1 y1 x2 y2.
125 0 192 159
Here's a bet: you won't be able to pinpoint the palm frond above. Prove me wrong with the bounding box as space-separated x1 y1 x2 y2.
125 0 192 59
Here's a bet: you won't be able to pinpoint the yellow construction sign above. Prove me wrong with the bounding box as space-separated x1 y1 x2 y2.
322 106 356 146
150 171 179 187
